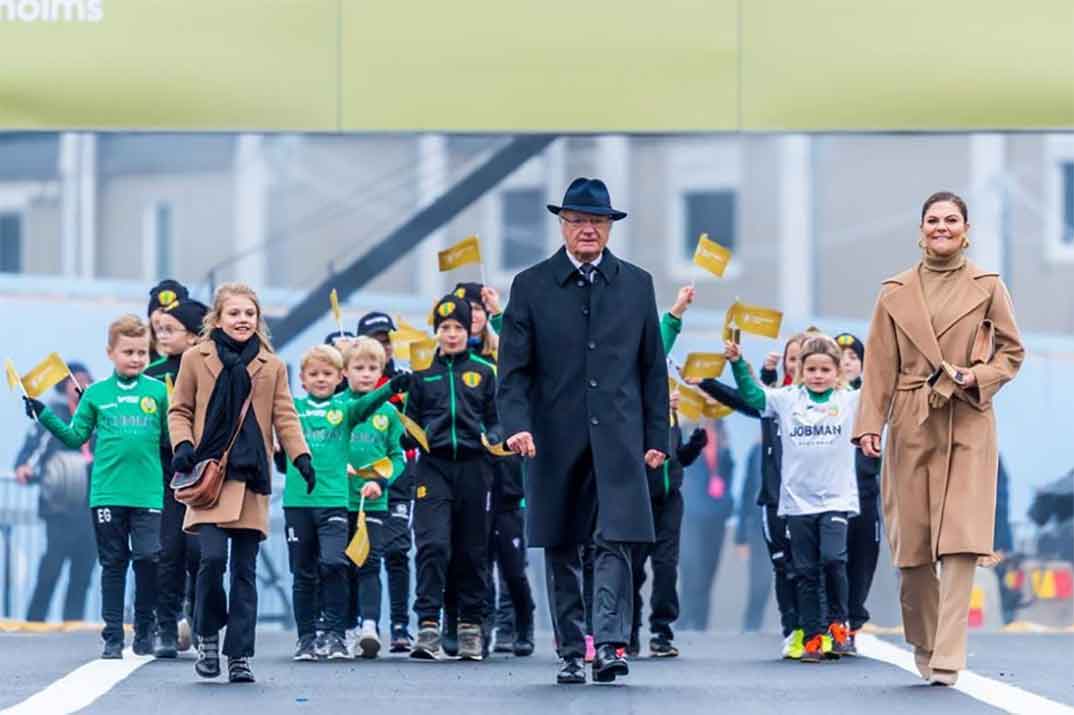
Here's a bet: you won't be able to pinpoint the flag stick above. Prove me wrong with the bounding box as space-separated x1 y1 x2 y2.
11 371 37 422
479 261 489 288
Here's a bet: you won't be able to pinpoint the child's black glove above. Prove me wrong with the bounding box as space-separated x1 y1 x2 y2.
294 454 316 494
22 397 44 420
687 427 708 451
389 372 411 394
171 441 195 473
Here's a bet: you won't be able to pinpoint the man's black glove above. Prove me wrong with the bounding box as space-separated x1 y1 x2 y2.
687 427 708 451
171 442 195 473
295 454 316 494
273 449 288 475
389 372 411 394
22 397 45 420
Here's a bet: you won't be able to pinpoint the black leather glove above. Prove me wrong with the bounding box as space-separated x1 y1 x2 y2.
273 449 288 475
171 441 195 473
687 427 708 450
389 372 411 394
295 454 316 494
22 397 45 420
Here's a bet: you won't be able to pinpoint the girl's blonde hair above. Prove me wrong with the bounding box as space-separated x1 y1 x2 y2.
794 335 845 388
343 336 386 372
781 332 808 378
200 282 273 351
300 344 343 372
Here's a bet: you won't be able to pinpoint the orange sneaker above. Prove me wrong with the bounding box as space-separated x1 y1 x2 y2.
801 635 824 663
828 622 849 659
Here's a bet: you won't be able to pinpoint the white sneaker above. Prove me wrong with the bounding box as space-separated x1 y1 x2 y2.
345 627 360 656
358 621 381 659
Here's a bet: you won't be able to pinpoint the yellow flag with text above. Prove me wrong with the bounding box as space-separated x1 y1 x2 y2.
409 338 438 371
21 353 71 398
692 233 732 278
5 359 23 392
355 456 394 480
703 400 734 420
675 384 706 422
682 353 726 380
345 510 371 567
438 235 482 272
727 301 783 339
390 316 430 362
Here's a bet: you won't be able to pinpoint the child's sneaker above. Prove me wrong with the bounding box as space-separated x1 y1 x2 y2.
389 623 413 653
583 634 596 663
827 622 849 659
649 635 679 658
101 639 124 660
358 621 381 659
843 629 859 656
293 634 319 661
457 623 484 661
195 633 221 678
410 622 442 660
800 635 824 663
314 631 328 658
323 632 350 660
821 632 836 659
132 627 155 657
782 629 805 660
344 627 360 655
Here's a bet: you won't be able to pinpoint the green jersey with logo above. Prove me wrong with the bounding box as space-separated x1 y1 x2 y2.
283 382 396 509
346 397 405 513
39 372 168 509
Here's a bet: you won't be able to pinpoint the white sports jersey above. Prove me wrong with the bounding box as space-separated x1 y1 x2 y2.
762 385 861 517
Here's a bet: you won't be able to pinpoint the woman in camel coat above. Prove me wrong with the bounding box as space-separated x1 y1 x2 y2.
169 283 312 684
854 192 1023 686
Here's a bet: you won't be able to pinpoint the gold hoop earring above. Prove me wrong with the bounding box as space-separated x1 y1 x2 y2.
918 238 926 249
962 237 971 249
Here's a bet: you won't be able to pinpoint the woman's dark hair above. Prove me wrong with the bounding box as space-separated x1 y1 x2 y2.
921 192 968 223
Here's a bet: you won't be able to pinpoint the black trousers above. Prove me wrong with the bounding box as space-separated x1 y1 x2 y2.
383 499 413 627
678 513 729 631
787 511 849 640
26 512 96 622
632 490 684 640
846 494 881 631
157 487 201 638
195 525 260 658
489 508 535 636
347 510 386 630
760 505 798 635
285 507 349 638
92 506 161 643
412 455 492 625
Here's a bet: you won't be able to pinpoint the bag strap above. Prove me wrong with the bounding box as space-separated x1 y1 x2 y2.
219 391 255 466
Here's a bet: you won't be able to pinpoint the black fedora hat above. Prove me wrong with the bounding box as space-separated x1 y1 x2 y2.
547 177 627 221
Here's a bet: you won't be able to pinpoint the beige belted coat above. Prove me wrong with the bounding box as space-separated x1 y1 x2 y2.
853 259 1024 567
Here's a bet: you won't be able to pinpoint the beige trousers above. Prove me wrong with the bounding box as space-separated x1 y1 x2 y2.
899 554 977 672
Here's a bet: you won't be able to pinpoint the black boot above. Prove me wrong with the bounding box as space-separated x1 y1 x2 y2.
592 644 629 683
155 631 179 659
101 639 124 660
228 657 255 683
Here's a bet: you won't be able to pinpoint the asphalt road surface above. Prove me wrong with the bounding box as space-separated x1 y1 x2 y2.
2 630 1071 715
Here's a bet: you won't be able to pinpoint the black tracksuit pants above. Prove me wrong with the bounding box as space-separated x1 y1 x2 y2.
383 499 413 628
195 525 260 658
92 506 161 644
412 454 492 625
27 512 96 622
787 511 850 640
346 509 386 630
632 489 684 641
489 508 534 637
846 493 880 631
761 505 799 636
285 507 349 639
157 486 201 639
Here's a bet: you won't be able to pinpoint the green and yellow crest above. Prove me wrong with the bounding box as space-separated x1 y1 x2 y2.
326 409 344 426
139 396 157 414
462 371 482 388
372 414 390 432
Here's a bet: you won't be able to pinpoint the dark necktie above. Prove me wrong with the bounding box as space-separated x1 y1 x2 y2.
579 263 595 283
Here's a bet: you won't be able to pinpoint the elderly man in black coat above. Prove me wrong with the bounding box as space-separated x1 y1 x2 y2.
498 177 669 685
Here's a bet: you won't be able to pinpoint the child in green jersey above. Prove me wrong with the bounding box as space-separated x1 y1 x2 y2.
24 315 168 660
282 343 406 662
341 337 405 658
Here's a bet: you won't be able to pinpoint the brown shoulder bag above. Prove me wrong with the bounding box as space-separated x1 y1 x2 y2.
172 392 254 510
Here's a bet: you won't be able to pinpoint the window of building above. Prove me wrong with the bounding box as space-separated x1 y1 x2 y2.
1045 136 1074 263
143 201 174 279
500 188 544 271
1062 161 1074 246
0 213 21 273
682 190 736 260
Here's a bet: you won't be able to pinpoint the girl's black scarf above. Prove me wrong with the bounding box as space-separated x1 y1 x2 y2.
194 328 271 494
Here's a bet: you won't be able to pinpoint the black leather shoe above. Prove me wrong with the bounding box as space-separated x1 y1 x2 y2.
101 640 123 659
556 656 586 685
592 644 629 683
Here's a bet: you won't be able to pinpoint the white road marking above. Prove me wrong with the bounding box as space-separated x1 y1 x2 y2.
0 648 154 715
857 633 1074 715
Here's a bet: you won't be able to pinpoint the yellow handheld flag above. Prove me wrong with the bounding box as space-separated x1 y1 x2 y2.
329 288 343 328
22 353 71 399
692 233 732 278
4 358 23 393
355 456 394 480
390 316 431 363
409 338 438 371
399 412 430 452
703 399 734 420
482 433 514 458
728 301 783 339
676 386 706 422
682 353 726 381
164 374 174 400
345 495 371 567
438 235 482 272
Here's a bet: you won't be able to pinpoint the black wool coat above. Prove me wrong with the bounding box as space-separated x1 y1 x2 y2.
497 246 669 547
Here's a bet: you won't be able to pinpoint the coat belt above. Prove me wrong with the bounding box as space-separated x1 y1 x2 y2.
895 373 933 425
